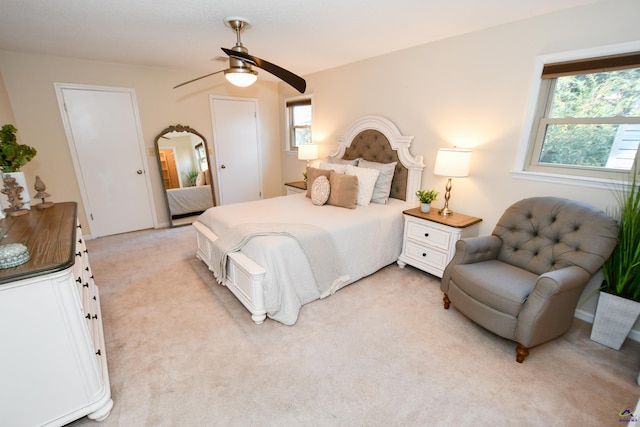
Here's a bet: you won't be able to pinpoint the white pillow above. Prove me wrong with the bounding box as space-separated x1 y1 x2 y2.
345 164 380 206
310 175 330 206
319 162 347 174
195 171 206 186
358 159 397 204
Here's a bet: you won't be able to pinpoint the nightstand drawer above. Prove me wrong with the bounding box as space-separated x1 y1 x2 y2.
402 240 449 271
405 220 451 251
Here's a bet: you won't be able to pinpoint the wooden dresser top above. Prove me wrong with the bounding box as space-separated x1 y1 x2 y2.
0 202 77 284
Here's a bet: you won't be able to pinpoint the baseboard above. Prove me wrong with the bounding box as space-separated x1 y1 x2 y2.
575 308 640 343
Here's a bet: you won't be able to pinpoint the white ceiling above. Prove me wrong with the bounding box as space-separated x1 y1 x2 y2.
0 0 603 81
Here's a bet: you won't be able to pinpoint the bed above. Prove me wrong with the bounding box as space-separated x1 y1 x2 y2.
193 115 424 325
166 184 214 217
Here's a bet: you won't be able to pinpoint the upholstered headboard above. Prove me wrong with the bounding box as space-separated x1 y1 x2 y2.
331 116 424 202
342 129 408 201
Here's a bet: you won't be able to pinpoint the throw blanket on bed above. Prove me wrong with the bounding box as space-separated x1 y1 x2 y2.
210 223 350 298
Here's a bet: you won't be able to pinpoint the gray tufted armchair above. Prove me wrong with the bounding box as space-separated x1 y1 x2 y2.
441 197 618 363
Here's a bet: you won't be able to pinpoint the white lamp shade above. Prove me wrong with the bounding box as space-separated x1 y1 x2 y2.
224 70 258 87
433 148 472 178
298 144 318 161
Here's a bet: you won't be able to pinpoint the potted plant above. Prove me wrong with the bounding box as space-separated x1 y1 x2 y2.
183 169 199 187
416 189 439 213
0 124 37 209
590 169 640 350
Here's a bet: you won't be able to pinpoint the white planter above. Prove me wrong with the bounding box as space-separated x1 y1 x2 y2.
420 203 431 213
590 291 640 350
0 172 31 210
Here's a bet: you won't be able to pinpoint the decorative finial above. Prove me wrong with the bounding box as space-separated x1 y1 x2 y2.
34 176 53 209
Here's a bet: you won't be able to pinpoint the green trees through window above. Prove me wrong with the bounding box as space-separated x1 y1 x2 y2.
538 68 640 170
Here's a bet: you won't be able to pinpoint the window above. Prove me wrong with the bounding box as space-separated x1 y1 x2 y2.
524 51 640 181
285 96 312 151
195 143 207 172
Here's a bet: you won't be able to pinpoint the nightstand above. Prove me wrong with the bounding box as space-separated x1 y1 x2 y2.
284 180 307 195
397 207 482 278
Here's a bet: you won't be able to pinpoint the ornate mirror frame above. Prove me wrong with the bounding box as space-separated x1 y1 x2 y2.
154 124 215 227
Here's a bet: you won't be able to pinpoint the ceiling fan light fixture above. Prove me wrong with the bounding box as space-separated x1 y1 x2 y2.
224 68 258 87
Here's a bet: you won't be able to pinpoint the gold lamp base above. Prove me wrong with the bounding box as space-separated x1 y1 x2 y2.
438 207 454 216
438 178 455 216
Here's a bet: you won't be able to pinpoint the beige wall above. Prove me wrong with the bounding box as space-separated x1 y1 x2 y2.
0 51 282 229
283 0 639 235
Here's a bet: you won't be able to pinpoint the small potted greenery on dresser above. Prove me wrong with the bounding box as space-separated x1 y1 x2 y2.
0 124 37 210
590 170 640 350
416 189 439 213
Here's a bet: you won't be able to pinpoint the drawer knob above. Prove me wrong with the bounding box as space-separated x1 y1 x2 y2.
422 253 427 257
424 233 429 237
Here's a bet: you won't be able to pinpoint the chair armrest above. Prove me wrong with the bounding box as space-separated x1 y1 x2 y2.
534 266 591 298
517 265 591 347
441 236 502 290
450 235 502 265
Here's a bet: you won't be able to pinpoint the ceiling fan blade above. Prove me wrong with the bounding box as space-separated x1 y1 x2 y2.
173 69 225 89
221 47 306 93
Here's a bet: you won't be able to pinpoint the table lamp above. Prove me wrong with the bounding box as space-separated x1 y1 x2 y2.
298 143 318 167
433 147 472 216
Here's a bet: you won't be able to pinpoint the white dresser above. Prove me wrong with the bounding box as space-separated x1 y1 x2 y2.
0 202 112 426
398 207 481 278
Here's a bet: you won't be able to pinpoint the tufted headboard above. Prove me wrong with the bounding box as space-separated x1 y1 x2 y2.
342 130 407 201
331 116 424 202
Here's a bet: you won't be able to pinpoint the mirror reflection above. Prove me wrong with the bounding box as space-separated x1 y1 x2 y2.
154 125 215 227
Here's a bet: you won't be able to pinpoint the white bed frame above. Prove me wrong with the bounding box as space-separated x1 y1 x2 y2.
193 115 424 324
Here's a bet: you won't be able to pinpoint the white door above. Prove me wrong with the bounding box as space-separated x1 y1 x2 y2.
210 96 261 205
56 84 155 237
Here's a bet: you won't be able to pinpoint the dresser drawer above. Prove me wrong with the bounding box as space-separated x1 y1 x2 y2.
405 219 451 251
402 239 449 272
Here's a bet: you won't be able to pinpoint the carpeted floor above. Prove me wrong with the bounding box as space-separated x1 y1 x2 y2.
68 225 640 427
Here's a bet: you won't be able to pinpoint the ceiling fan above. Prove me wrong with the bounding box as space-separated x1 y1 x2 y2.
173 17 306 93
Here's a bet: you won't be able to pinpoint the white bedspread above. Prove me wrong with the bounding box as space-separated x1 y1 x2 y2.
167 185 213 216
196 193 410 324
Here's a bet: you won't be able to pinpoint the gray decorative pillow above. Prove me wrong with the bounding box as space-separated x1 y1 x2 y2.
328 156 360 166
358 159 397 204
311 175 330 206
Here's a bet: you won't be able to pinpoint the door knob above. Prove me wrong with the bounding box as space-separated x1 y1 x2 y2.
137 170 143 174
220 165 226 169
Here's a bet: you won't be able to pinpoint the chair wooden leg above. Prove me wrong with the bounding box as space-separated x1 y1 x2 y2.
443 294 450 309
515 343 529 363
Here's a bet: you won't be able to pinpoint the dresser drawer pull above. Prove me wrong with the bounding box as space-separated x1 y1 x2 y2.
422 253 427 257
424 233 429 237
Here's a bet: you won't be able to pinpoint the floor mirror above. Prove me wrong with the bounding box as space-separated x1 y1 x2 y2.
154 124 215 227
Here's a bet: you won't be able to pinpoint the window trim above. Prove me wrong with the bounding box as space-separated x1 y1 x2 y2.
514 41 640 188
284 94 313 153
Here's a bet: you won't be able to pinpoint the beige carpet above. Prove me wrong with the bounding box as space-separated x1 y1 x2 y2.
68 226 640 427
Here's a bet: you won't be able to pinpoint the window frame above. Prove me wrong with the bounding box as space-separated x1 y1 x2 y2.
514 41 640 189
284 94 313 153
195 142 207 172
